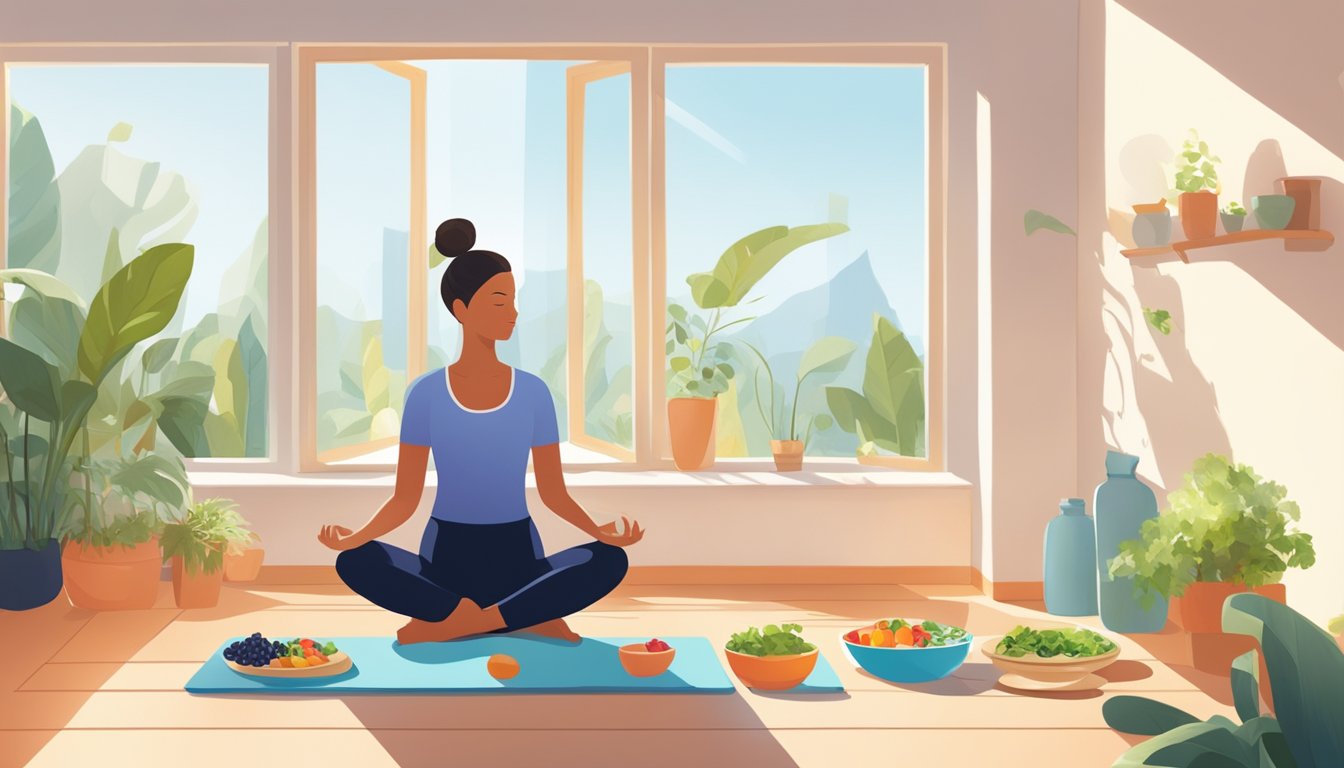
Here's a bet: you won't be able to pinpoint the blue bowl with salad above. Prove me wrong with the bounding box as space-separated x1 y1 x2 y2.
840 618 972 683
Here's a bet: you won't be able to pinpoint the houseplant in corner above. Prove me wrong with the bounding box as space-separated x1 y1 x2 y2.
160 496 252 609
1107 453 1315 634
62 453 189 610
742 336 855 471
1173 130 1221 240
0 240 194 610
666 222 848 470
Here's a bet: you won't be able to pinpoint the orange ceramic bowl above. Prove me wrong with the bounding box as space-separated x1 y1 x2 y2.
618 643 676 677
725 648 819 690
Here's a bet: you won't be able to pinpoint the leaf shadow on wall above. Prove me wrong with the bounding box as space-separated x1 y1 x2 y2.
1235 139 1344 351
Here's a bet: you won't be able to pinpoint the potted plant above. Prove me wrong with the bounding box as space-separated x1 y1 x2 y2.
1220 200 1247 233
61 454 189 610
666 223 848 470
1173 130 1221 240
0 240 194 610
1108 454 1315 634
224 529 265 582
724 623 819 690
742 336 855 471
161 497 251 608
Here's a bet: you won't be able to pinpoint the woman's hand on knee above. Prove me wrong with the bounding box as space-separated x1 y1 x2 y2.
595 516 644 548
318 524 363 551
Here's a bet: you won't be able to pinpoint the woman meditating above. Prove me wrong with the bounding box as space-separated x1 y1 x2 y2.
319 218 644 645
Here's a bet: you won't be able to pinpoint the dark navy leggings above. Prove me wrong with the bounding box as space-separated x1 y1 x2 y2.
335 517 628 630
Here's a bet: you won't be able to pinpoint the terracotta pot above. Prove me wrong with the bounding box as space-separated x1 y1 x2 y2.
1278 176 1322 230
223 546 265 582
170 556 223 609
770 439 804 472
725 649 818 690
1178 191 1218 240
668 397 717 470
62 537 162 610
1172 582 1286 634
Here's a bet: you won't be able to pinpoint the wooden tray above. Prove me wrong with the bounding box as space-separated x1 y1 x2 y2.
226 651 353 678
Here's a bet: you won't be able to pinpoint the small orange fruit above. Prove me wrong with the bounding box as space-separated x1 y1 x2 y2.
487 654 520 680
893 626 915 646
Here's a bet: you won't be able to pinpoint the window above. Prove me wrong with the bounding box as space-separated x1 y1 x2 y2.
661 63 930 461
297 44 943 471
4 61 271 459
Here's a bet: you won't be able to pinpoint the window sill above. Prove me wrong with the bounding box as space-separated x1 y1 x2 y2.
187 465 971 490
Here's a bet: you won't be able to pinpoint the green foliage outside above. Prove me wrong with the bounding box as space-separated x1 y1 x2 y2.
582 280 633 448
825 314 926 458
1108 454 1316 607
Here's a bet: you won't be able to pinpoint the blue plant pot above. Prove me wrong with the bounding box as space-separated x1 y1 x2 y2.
0 540 64 611
1252 195 1296 230
1044 498 1099 616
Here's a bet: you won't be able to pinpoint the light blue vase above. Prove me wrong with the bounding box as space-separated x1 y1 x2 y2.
1044 498 1099 616
1095 451 1169 633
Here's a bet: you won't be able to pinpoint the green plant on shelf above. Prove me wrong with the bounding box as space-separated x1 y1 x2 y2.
1103 593 1343 767
742 336 854 445
1108 453 1315 608
1173 129 1221 195
1223 200 1246 216
160 497 253 576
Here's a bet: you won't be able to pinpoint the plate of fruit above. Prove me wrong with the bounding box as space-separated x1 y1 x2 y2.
840 618 972 683
223 633 353 678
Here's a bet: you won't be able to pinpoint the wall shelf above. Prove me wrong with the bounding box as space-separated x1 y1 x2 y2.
1121 229 1334 264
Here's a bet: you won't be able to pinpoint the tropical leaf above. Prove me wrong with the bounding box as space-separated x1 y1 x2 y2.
824 385 902 454
687 223 849 309
1103 696 1202 736
6 104 62 273
77 242 194 386
862 314 924 453
9 293 83 377
1144 307 1173 336
0 337 62 422
428 243 445 269
361 336 390 414
326 408 374 440
237 316 268 457
108 453 188 511
797 336 857 381
141 337 178 375
1229 651 1261 724
106 121 133 142
203 411 244 457
0 268 87 310
155 395 210 457
1023 209 1077 237
211 339 245 446
150 360 216 401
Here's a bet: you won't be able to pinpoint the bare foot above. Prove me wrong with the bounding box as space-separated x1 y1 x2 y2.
519 618 582 643
396 599 505 645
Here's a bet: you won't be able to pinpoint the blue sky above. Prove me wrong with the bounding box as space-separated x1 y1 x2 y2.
7 64 269 327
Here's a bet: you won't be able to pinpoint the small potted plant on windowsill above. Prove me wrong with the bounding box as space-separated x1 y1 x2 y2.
743 337 855 471
1173 130 1222 240
1220 200 1247 233
160 497 252 609
1108 453 1315 635
223 529 265 582
666 223 848 471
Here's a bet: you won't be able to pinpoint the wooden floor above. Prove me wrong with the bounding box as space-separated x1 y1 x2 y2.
0 577 1238 767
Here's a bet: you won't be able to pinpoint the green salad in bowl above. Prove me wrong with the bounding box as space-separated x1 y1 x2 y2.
993 626 1117 659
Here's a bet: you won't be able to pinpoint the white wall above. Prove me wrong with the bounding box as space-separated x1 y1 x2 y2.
1078 0 1344 624
2 0 1086 579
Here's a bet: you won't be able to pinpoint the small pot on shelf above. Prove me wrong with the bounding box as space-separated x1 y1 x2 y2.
1252 195 1296 231
668 397 717 471
1220 212 1245 234
1278 176 1322 230
770 440 804 472
1178 191 1218 240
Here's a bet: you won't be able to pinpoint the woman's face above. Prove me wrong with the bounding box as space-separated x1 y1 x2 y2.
453 271 518 341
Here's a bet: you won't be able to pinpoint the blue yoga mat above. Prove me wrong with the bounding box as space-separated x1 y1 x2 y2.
185 635 843 695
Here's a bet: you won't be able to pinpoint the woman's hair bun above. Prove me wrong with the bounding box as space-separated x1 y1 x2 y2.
435 218 476 259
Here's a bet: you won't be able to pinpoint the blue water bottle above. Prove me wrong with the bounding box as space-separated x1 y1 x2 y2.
1044 498 1099 616
1095 451 1169 633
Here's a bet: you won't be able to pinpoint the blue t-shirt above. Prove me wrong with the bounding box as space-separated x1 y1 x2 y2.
400 367 560 524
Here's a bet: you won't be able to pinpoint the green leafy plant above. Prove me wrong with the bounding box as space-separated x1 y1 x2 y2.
0 241 193 551
1173 129 1221 194
994 626 1116 658
1223 200 1247 216
1108 454 1315 607
666 223 849 399
742 336 855 445
160 498 252 575
825 314 925 458
62 453 189 549
1103 593 1343 766
726 623 816 657
1023 209 1076 237
1143 307 1173 336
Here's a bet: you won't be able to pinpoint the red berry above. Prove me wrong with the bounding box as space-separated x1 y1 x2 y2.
844 630 861 643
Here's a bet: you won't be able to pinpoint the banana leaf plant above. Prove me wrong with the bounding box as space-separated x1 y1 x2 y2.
1103 592 1344 767
742 336 855 445
0 238 194 550
667 223 849 399
825 313 926 458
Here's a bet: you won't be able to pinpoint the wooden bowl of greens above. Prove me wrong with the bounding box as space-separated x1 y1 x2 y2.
982 626 1119 691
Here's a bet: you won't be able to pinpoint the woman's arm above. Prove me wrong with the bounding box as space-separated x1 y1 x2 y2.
318 443 430 551
532 443 644 546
